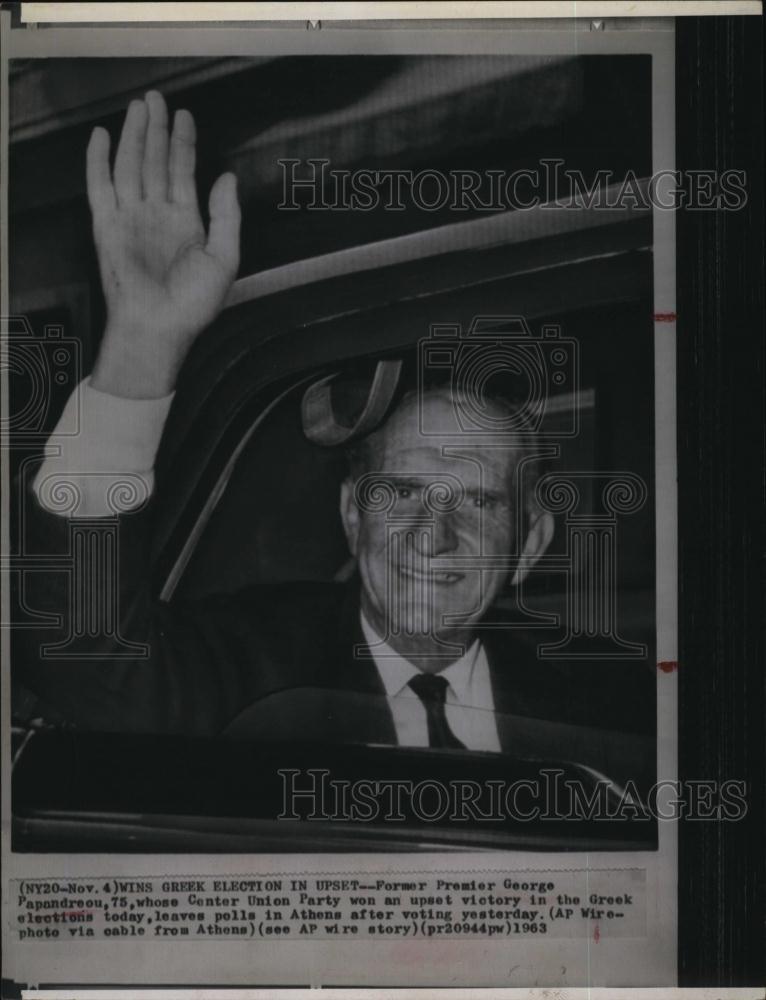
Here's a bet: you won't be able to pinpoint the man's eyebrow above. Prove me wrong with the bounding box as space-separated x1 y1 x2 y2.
384 481 508 496
390 476 429 488
378 477 509 500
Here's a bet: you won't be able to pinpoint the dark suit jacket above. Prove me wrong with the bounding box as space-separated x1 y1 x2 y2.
13 491 653 788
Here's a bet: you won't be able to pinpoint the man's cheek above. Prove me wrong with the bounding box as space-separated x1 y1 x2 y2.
355 521 379 559
480 515 513 553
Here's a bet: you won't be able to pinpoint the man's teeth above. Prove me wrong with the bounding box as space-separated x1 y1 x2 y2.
400 567 461 582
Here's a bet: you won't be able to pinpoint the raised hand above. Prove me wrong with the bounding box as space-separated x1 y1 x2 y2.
87 91 240 398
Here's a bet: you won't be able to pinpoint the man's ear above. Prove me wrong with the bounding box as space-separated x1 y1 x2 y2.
511 510 554 585
339 478 360 556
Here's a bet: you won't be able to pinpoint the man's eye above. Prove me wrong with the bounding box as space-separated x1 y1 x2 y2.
396 486 414 500
473 495 497 509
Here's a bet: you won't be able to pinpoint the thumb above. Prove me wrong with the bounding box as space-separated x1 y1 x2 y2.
206 171 240 276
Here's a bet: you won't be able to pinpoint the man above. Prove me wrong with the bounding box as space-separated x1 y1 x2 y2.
16 93 650 780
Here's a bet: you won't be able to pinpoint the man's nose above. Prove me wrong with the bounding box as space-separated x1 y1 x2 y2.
427 512 460 556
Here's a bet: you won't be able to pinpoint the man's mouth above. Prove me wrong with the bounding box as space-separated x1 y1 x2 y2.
396 565 465 585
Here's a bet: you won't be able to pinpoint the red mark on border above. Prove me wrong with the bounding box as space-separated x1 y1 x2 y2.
658 660 678 673
593 924 600 944
653 312 677 322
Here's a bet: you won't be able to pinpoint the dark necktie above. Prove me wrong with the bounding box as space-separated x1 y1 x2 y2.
408 673 466 749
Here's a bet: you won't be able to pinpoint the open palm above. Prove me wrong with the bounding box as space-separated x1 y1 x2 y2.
87 92 240 398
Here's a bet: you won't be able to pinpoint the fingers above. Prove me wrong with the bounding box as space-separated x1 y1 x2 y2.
113 99 147 205
86 126 116 218
143 90 169 202
169 108 197 206
206 172 241 276
109 93 205 212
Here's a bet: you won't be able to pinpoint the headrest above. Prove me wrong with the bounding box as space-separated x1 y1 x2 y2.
301 359 403 447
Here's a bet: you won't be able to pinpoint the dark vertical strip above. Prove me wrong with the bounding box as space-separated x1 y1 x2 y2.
676 14 765 985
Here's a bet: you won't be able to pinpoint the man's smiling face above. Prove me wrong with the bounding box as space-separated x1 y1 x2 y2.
340 390 525 667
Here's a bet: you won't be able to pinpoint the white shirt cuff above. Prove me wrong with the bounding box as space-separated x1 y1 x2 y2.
33 377 174 517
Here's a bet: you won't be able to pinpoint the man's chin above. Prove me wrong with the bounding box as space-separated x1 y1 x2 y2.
361 581 484 641
387 628 474 664
391 609 480 644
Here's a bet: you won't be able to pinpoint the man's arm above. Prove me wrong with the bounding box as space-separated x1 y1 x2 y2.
36 90 240 514
33 378 172 517
15 92 244 733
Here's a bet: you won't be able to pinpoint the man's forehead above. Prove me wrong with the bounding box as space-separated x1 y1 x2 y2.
373 392 520 482
377 443 512 485
382 387 520 433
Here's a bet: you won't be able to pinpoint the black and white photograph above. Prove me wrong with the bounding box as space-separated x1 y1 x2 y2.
9 47 661 846
2 3 762 993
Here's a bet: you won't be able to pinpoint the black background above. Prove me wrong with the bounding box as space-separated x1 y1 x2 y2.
676 14 765 987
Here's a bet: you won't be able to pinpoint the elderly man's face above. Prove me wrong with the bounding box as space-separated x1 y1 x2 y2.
341 391 547 667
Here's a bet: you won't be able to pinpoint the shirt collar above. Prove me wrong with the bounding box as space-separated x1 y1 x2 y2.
359 612 482 701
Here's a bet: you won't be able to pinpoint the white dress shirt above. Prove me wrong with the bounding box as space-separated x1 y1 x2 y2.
360 613 501 752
